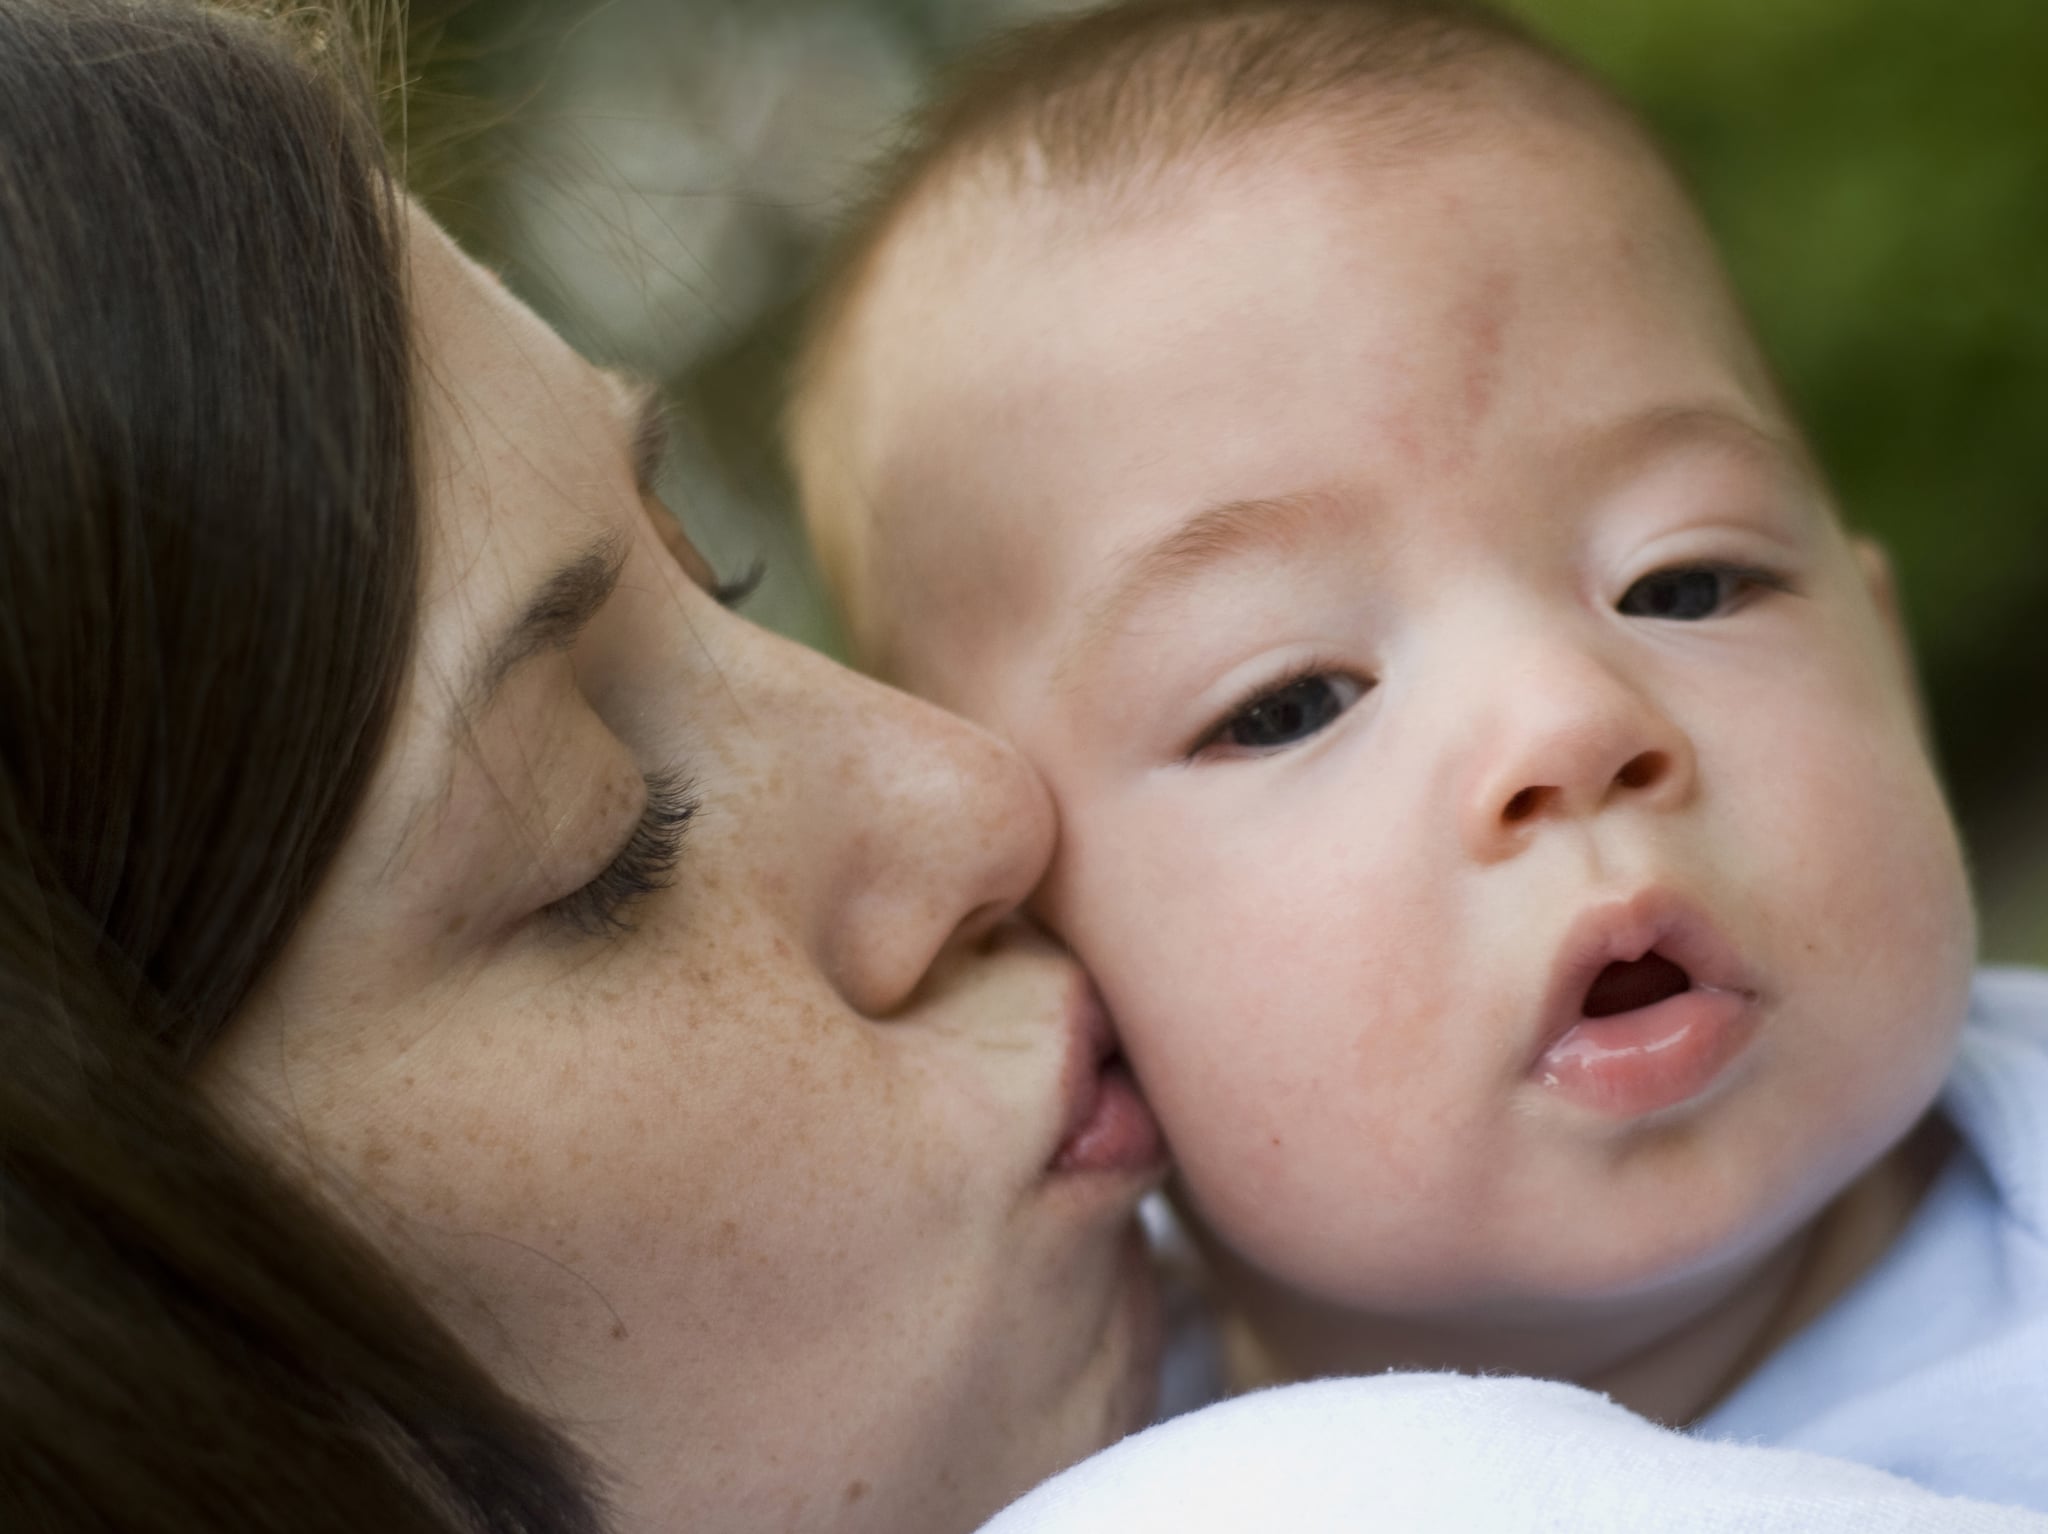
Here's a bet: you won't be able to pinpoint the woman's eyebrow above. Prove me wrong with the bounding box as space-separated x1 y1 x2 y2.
461 532 630 720
382 532 631 883
456 373 660 719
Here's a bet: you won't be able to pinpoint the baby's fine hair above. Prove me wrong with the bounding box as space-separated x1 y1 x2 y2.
788 0 1658 608
888 0 1582 190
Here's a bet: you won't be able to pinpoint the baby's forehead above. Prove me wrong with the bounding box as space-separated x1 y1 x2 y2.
839 108 1706 465
805 53 1648 466
854 83 1684 378
805 106 1757 683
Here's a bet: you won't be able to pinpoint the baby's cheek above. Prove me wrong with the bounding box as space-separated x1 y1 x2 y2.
1713 658 1972 1185
1073 825 1454 1282
1753 668 1968 988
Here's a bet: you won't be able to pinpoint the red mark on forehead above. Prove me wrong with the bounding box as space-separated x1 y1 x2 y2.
1378 266 1516 474
1457 268 1515 431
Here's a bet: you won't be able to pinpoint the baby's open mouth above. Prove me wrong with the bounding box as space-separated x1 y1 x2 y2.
1532 894 1763 1118
1581 951 1692 1017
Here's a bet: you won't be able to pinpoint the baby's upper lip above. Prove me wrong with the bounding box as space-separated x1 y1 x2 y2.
1529 888 1758 1067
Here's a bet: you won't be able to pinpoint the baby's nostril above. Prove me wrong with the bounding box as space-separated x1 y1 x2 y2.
1617 752 1664 791
1503 786 1544 823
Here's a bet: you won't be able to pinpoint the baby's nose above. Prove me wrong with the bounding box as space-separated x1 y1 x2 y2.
1460 653 1695 864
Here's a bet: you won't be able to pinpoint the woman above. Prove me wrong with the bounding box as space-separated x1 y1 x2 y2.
203 125 1165 1534
2 5 2038 1532
3 4 1157 1529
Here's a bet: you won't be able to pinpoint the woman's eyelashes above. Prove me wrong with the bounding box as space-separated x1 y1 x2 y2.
640 490 766 610
712 557 767 610
542 769 698 937
1617 560 1793 621
1192 666 1369 757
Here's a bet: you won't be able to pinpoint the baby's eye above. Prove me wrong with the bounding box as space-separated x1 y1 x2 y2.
1617 562 1787 621
1201 671 1366 755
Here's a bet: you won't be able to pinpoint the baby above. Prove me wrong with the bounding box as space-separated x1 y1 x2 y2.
787 0 2048 1505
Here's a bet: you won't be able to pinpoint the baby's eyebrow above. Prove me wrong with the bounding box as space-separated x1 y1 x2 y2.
1056 490 1341 688
1583 403 1818 494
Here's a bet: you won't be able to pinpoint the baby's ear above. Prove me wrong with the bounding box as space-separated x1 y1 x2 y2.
1853 535 1905 649
1854 535 1898 617
1853 536 1930 731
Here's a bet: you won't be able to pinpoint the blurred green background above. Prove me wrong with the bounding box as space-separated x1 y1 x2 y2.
407 0 2048 960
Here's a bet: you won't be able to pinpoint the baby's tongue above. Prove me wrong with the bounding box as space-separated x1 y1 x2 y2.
1582 953 1690 1018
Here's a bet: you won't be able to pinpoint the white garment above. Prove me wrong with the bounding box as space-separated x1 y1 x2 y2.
1698 967 2048 1508
982 1374 2045 1532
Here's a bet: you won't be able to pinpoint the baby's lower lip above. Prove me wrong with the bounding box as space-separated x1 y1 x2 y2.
1533 988 1759 1117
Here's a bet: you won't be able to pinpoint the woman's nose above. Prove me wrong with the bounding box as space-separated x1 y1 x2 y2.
1459 644 1695 865
753 631 1055 1017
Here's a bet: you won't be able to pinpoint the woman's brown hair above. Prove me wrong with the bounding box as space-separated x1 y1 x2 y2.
0 3 603 1527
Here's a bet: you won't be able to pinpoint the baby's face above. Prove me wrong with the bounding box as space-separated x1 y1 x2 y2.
810 117 1974 1320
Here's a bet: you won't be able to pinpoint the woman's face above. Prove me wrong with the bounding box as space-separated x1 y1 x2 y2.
204 209 1164 1534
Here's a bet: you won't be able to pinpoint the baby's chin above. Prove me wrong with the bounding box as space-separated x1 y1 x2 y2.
1189 1191 1770 1320
1167 1064 1939 1335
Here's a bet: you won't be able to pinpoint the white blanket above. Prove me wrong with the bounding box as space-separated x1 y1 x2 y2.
982 1374 2047 1532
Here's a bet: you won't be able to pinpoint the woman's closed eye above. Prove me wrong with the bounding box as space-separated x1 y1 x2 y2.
543 769 698 937
1617 561 1793 621
1192 666 1369 758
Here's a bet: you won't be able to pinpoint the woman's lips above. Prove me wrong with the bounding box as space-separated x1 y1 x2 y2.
1529 890 1762 1119
1053 1059 1163 1173
1053 982 1167 1176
